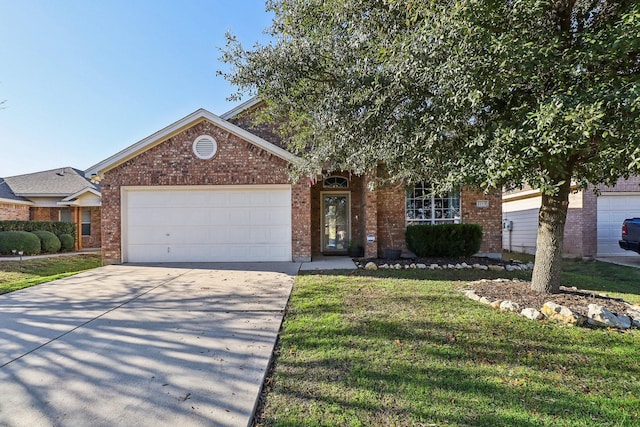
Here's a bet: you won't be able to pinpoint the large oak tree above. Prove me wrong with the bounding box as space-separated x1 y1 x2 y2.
222 0 640 293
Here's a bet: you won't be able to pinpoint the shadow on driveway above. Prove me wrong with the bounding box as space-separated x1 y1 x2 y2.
0 262 298 427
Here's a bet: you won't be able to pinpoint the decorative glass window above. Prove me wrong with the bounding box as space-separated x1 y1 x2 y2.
81 209 91 236
323 176 349 189
406 182 461 225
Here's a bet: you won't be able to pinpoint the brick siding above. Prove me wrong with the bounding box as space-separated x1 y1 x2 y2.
81 207 102 248
461 188 503 255
100 118 308 264
0 203 30 221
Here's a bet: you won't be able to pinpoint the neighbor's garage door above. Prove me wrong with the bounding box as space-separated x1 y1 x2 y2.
123 185 292 262
597 194 640 256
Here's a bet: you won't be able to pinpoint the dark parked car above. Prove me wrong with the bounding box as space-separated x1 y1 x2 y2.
619 218 640 254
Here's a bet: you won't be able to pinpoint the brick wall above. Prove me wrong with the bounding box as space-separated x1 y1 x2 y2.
596 176 640 192
81 207 102 249
458 188 503 255
30 207 63 221
376 181 407 253
0 203 30 220
100 119 307 264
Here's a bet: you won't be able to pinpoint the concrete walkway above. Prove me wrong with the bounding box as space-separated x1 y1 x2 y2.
596 256 640 269
0 262 299 427
300 256 357 271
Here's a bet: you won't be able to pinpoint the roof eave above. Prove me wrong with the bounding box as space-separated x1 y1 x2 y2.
0 197 34 206
219 96 262 120
85 108 299 178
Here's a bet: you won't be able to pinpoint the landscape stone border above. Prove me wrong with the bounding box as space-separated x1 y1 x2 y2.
356 260 535 272
463 279 640 330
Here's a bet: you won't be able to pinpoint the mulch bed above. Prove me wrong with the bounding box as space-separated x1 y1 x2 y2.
465 279 633 319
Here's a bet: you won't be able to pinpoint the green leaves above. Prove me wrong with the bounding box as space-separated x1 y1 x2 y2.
221 0 640 195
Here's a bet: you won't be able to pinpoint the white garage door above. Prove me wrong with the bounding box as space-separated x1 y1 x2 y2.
597 194 640 256
123 185 292 262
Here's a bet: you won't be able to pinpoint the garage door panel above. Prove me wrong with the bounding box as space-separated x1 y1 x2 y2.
124 186 292 262
597 194 640 256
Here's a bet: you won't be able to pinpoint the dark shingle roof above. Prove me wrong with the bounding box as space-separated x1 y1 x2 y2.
2 167 98 197
0 179 28 202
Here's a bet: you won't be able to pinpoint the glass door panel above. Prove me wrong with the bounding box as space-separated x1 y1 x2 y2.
322 194 349 253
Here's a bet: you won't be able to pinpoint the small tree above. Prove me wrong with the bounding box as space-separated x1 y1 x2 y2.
222 0 640 293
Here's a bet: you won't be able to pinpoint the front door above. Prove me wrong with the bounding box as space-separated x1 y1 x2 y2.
321 193 350 253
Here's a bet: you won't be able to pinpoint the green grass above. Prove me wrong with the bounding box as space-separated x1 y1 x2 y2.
0 254 102 294
258 260 640 426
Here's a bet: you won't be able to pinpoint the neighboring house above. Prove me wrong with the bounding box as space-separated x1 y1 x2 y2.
0 167 102 249
86 100 502 265
503 177 640 258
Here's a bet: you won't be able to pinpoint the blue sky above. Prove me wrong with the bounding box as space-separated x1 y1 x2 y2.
0 0 272 177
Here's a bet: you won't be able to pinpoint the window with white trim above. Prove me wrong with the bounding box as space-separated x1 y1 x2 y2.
406 182 461 225
81 209 91 236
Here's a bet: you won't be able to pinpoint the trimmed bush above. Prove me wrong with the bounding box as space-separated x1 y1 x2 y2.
58 234 75 252
0 231 41 255
406 224 483 257
0 220 76 236
32 230 62 253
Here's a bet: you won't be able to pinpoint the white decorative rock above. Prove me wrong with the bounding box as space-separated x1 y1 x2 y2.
455 263 463 269
499 300 520 312
394 263 402 270
410 263 417 269
364 262 378 270
430 264 439 269
587 304 624 328
479 297 492 305
380 264 389 269
465 290 482 301
416 263 427 269
488 265 505 272
521 307 544 320
542 302 584 326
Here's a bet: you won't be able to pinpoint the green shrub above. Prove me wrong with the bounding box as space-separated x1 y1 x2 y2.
0 220 76 236
32 230 62 253
58 234 75 252
0 231 41 255
406 224 483 257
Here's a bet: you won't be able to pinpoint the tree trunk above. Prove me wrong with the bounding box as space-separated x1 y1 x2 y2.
530 180 571 294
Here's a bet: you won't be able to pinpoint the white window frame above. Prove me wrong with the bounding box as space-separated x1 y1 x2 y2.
406 183 461 225
81 209 91 236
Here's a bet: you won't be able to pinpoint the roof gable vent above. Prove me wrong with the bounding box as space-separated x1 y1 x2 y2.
193 135 218 160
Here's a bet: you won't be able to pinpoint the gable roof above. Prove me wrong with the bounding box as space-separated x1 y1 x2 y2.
85 108 297 178
2 167 98 198
0 179 32 205
219 97 262 120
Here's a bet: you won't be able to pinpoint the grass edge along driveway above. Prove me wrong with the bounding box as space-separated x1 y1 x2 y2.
0 254 102 295
257 262 640 427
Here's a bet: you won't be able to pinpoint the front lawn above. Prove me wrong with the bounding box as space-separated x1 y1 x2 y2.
0 254 102 295
257 260 640 426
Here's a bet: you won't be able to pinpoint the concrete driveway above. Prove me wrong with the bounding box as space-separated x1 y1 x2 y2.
0 262 299 427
